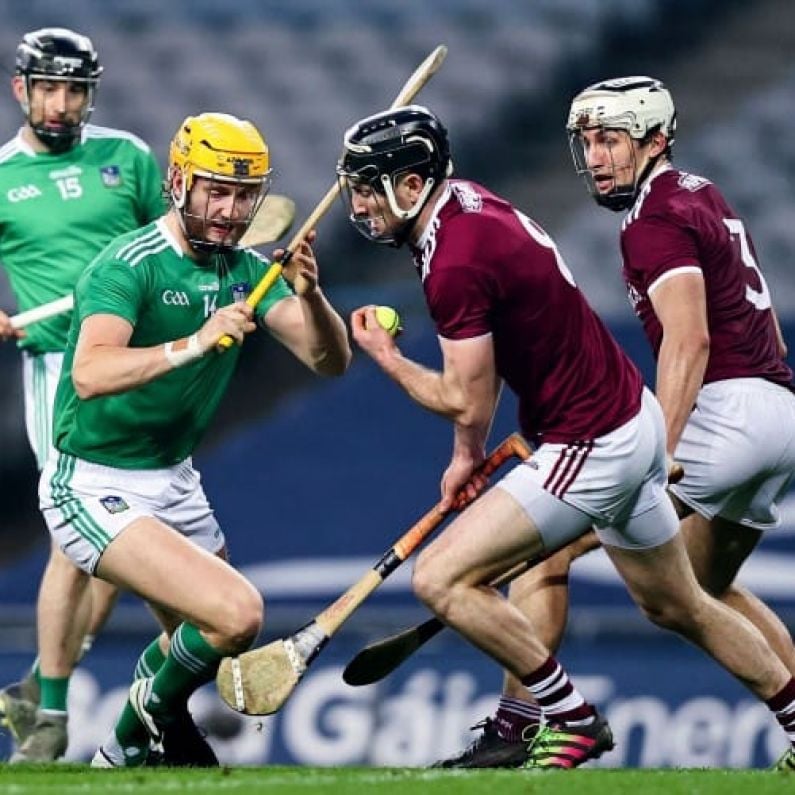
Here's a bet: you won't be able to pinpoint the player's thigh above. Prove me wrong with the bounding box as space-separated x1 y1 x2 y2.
681 512 761 595
507 529 599 606
415 486 547 588
604 532 703 619
146 543 231 637
44 541 91 587
96 515 259 631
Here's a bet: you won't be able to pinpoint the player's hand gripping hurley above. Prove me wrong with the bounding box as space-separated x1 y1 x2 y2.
216 43 449 350
216 433 531 716
340 461 685 686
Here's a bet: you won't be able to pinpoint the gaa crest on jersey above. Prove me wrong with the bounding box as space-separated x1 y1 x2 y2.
99 165 122 187
230 282 250 302
677 172 710 192
451 182 483 213
626 283 643 312
99 495 129 514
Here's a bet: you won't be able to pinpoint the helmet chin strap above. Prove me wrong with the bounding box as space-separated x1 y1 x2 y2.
23 78 94 154
379 174 436 247
597 148 661 212
30 123 79 153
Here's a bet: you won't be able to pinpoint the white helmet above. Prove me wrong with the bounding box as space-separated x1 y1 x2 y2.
566 76 676 210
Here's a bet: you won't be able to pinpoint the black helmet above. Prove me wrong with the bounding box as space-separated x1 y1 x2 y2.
336 105 452 246
15 27 103 152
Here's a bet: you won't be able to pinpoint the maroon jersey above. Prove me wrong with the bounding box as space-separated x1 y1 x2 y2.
621 166 792 387
411 180 642 444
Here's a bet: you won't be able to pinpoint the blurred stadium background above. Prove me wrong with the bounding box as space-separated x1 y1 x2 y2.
0 0 793 768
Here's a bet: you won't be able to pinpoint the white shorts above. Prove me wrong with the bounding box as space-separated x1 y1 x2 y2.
39 452 225 574
498 388 679 550
22 351 64 471
670 378 795 530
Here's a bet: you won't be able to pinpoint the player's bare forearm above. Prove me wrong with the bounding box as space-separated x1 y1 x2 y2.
72 343 179 398
650 274 709 456
656 333 708 454
376 349 471 419
73 305 255 398
296 289 351 376
451 384 499 467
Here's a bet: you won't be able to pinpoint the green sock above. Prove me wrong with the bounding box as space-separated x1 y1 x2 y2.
133 638 167 680
113 699 150 757
113 638 165 755
39 676 69 712
147 623 223 717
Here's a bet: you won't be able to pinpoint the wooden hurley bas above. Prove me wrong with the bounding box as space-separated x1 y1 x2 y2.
216 433 532 715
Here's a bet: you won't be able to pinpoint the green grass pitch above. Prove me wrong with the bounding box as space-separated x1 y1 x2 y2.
0 766 790 795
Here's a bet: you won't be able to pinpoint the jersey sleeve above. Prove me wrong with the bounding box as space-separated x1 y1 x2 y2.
76 258 144 327
622 213 701 293
425 264 495 339
134 148 166 224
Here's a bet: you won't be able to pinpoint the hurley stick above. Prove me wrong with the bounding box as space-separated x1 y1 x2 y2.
342 558 544 686
216 433 532 715
216 44 449 350
240 194 296 247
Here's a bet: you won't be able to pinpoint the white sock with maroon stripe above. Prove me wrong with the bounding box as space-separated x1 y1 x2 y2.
520 657 596 727
767 678 795 747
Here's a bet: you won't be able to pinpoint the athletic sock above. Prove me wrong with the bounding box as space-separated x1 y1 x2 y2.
494 696 543 742
103 719 148 767
520 657 595 726
39 675 69 713
146 623 224 718
133 638 167 680
767 677 795 747
31 658 42 687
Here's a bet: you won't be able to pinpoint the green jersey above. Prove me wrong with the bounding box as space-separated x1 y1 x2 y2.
0 124 164 354
53 219 293 469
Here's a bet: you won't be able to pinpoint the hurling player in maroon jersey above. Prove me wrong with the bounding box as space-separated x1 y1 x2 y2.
337 105 795 771
568 76 795 772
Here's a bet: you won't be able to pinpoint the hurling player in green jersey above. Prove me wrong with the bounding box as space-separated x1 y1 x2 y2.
0 28 163 763
39 111 350 767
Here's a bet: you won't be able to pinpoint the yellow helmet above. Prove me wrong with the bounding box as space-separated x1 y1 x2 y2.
169 112 270 192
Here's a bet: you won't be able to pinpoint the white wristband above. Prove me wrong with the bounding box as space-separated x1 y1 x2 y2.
164 333 203 368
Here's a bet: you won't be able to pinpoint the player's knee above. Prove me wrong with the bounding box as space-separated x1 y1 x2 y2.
635 594 697 634
217 583 264 651
412 556 453 615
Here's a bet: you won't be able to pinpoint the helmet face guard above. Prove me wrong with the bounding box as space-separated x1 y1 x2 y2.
16 27 102 153
336 105 452 247
567 128 642 212
169 113 272 253
566 76 676 212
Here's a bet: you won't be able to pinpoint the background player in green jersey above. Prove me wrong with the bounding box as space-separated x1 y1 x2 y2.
38 111 350 767
0 28 164 762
